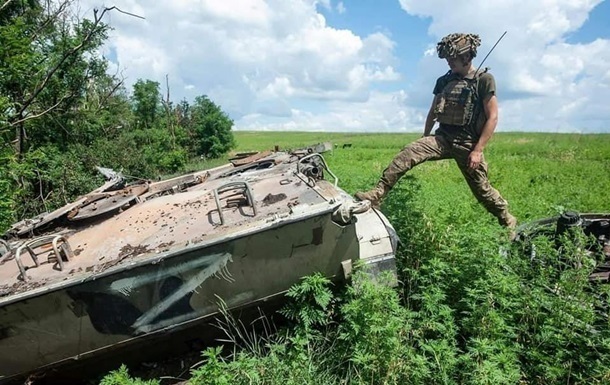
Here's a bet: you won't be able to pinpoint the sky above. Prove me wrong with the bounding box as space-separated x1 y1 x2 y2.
81 0 610 133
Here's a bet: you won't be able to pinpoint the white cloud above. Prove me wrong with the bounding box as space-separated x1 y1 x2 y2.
237 90 424 131
80 0 610 132
83 0 400 125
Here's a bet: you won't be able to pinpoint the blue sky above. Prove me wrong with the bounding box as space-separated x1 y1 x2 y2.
567 1 610 43
320 1 431 92
89 0 610 133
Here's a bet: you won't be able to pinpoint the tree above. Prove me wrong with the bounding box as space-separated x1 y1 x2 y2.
131 79 160 130
175 99 191 129
189 95 235 158
0 0 125 156
0 0 138 222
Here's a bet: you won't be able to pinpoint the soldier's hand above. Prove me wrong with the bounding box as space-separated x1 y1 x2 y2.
468 150 483 170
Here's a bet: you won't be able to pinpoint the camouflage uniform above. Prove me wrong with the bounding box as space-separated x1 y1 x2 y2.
365 135 513 226
356 33 516 228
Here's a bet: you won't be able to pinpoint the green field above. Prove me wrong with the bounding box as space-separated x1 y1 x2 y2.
104 131 610 385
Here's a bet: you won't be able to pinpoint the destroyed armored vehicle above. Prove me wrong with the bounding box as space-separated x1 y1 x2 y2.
514 211 610 281
0 146 398 383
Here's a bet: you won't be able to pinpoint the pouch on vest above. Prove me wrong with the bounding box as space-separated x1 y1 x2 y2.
434 72 482 126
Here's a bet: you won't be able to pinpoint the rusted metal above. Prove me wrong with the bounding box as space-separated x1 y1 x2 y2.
13 234 74 281
230 150 272 166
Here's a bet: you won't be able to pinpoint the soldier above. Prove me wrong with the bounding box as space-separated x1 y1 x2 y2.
355 33 517 229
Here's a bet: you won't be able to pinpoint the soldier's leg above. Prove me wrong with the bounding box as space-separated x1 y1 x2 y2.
355 136 451 208
452 145 517 228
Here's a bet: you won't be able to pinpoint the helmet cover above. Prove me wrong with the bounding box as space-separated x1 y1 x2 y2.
436 33 481 59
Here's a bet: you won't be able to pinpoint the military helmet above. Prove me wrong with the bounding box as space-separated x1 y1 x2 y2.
436 33 481 59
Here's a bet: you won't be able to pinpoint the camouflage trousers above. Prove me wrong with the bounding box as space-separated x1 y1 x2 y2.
380 135 510 220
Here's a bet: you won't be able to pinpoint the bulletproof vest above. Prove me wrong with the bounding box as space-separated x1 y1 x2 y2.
434 69 486 126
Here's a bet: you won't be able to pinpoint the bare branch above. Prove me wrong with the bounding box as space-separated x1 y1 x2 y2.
96 78 125 111
32 0 71 42
0 0 16 13
10 95 69 126
104 6 145 20
165 74 170 105
162 74 176 149
35 170 48 212
16 6 143 123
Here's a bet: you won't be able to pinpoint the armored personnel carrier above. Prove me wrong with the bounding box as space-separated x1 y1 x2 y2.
0 146 397 383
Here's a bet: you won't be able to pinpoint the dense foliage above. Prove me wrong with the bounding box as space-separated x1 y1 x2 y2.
100 132 610 384
0 0 235 229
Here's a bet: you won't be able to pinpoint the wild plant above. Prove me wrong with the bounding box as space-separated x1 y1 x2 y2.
509 228 610 384
188 274 341 385
98 365 160 385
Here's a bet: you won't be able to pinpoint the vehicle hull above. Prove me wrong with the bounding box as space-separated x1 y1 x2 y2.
0 150 398 383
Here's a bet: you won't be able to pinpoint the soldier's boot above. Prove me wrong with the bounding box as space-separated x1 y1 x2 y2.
354 182 390 210
498 211 518 240
498 212 518 229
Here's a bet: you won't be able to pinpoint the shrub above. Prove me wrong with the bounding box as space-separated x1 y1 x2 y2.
99 365 159 385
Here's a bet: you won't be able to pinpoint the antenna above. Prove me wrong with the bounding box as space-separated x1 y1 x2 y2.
476 31 507 74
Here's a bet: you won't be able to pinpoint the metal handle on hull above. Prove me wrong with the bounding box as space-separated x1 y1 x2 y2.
0 239 10 263
212 181 257 226
14 234 74 281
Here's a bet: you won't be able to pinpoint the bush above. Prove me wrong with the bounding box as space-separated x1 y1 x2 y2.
99 365 159 385
190 96 235 158
157 149 188 173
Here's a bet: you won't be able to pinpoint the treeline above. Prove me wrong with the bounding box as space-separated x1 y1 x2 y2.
0 0 235 229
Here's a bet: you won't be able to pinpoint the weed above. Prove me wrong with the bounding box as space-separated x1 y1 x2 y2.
99 365 159 385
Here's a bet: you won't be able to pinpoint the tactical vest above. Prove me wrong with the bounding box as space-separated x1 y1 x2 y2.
434 69 487 127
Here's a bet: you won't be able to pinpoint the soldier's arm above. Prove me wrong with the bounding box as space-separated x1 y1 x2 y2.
472 94 498 153
423 95 439 136
467 94 498 170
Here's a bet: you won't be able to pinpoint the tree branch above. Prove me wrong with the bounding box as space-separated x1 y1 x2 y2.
162 74 176 149
7 5 144 156
18 9 104 119
97 78 125 111
10 95 69 126
31 0 71 42
0 0 15 13
16 6 144 124
35 169 48 212
105 6 145 20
